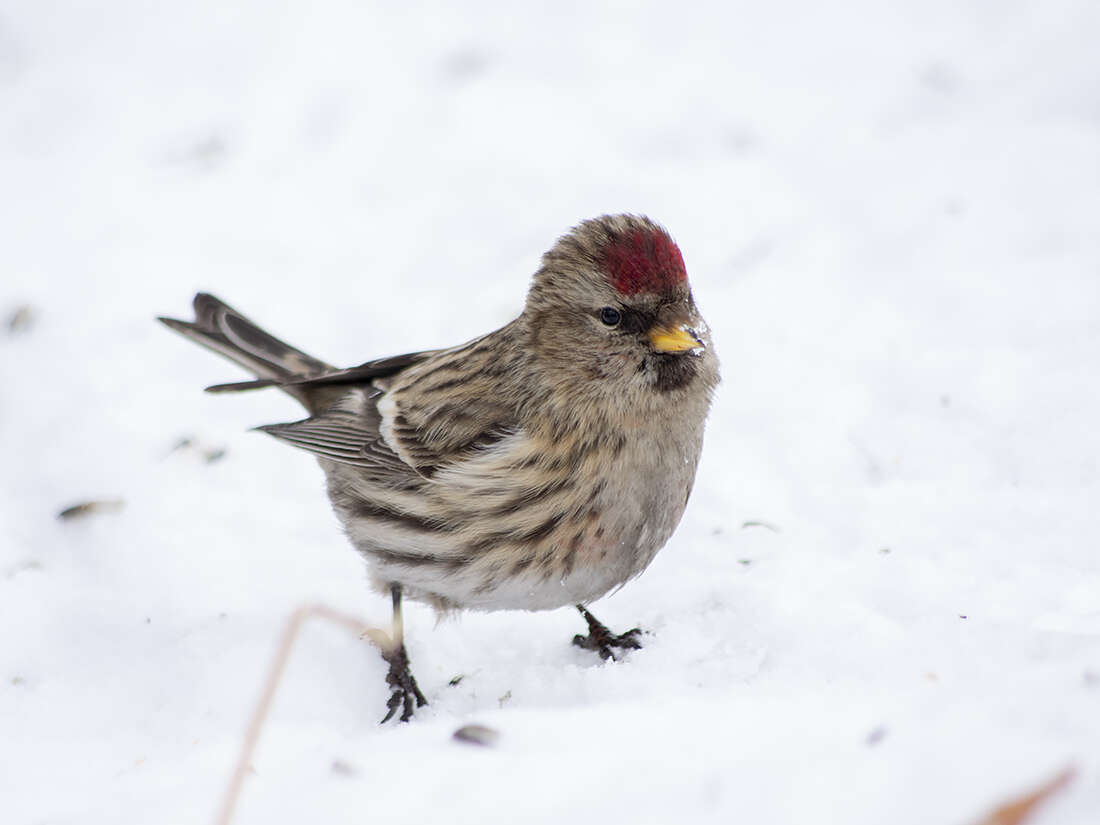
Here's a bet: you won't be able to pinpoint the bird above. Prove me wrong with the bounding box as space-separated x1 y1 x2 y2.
159 213 719 722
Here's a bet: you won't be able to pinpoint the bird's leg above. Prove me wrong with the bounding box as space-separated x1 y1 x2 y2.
571 604 643 661
380 584 428 723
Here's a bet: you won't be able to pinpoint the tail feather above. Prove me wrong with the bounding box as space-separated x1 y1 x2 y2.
159 293 333 410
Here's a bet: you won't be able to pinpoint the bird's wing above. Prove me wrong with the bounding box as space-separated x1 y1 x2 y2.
257 410 386 468
375 332 525 478
258 334 523 482
258 392 519 482
205 351 435 394
382 394 520 479
256 385 415 481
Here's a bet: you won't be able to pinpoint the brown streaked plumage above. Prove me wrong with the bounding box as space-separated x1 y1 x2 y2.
159 214 719 722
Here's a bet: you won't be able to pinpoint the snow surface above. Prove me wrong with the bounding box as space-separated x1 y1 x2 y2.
2 1 1099 823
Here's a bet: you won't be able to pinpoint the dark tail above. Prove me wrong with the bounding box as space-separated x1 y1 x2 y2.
159 293 333 411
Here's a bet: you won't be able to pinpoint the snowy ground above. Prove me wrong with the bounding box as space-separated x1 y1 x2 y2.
2 1 1099 823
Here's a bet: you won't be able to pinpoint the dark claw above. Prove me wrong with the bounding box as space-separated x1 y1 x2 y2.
380 643 428 723
572 605 644 661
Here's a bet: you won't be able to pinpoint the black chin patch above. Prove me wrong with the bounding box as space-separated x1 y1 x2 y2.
650 353 698 392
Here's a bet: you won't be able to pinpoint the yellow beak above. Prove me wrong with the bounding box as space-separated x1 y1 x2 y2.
648 324 704 354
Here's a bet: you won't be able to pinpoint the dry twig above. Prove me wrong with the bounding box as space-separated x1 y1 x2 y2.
970 766 1075 825
214 604 388 825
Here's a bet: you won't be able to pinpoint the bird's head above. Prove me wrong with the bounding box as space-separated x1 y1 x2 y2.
523 214 718 412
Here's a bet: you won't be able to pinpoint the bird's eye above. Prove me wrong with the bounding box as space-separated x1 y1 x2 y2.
599 307 622 327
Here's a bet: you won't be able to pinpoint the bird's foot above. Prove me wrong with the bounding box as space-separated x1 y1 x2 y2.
572 605 643 661
380 642 428 723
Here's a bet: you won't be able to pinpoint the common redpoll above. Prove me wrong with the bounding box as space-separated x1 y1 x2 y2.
160 214 719 722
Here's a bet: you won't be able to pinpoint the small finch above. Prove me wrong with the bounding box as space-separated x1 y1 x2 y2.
160 214 719 722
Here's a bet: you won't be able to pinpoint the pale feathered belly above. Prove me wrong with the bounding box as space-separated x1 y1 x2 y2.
359 503 684 611
327 426 700 612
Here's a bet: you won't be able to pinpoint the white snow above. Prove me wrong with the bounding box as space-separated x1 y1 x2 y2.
2 1 1099 823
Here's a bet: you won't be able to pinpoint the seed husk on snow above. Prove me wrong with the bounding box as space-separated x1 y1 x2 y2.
452 724 499 747
57 499 125 521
